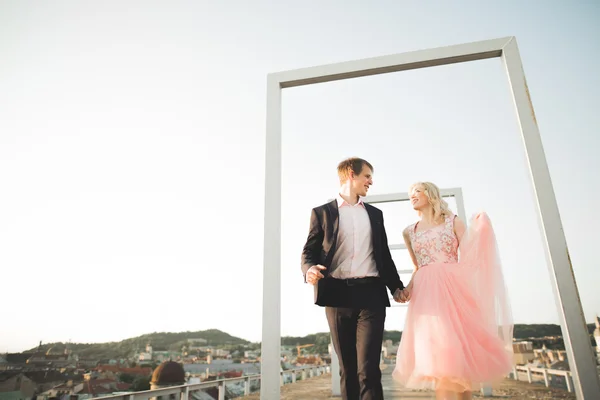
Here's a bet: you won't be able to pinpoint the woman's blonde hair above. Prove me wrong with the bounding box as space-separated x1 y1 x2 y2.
409 181 452 223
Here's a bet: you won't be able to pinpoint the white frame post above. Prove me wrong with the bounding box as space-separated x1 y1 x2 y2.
262 37 600 399
261 74 282 398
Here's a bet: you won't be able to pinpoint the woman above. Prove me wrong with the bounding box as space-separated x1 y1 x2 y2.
392 182 513 400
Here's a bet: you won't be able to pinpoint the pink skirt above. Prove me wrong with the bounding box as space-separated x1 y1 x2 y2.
392 213 513 392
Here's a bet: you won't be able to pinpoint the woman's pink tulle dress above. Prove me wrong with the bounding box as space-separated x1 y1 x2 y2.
392 213 513 393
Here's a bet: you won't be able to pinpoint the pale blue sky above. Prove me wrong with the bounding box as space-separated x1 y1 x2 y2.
1 1 598 352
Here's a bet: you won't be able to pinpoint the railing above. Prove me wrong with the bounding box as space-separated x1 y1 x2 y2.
91 365 330 400
510 365 574 393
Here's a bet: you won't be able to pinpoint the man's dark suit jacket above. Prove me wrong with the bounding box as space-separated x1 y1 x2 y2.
301 199 404 308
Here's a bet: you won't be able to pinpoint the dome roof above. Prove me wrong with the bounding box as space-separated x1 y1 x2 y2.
151 361 185 386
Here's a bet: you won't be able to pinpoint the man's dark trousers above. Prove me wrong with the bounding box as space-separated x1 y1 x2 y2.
325 283 386 400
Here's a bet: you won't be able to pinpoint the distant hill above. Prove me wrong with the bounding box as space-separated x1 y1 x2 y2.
18 323 597 360
23 329 250 360
514 323 596 339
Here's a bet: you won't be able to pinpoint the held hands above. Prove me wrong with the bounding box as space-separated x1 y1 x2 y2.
393 288 412 303
306 265 326 285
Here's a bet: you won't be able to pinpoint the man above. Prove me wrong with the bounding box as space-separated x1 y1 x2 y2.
301 157 407 400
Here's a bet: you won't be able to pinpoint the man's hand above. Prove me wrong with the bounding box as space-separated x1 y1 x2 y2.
306 265 326 285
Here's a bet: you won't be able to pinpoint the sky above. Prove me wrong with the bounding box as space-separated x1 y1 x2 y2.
1 0 599 353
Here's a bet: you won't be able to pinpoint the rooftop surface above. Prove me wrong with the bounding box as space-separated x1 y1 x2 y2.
239 365 576 400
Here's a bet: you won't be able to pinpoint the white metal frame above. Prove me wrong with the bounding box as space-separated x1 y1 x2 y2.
262 36 600 399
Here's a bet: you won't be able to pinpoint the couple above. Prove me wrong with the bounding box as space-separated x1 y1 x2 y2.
301 157 513 400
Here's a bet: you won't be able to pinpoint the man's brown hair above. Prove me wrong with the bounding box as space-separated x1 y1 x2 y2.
337 157 374 183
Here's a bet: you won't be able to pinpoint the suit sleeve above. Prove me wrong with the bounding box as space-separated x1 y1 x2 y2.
301 208 324 282
381 214 405 294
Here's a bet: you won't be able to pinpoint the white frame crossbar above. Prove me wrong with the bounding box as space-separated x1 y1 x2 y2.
262 37 600 399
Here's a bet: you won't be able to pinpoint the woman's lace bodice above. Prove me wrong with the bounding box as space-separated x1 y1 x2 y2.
406 215 459 267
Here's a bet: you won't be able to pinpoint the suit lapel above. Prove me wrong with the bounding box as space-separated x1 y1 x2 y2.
324 200 339 275
326 200 339 241
364 204 380 250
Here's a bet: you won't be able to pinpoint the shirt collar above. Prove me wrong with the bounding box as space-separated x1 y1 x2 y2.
337 194 365 208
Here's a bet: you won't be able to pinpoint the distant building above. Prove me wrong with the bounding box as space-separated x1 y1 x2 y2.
192 346 214 354
138 343 153 362
244 351 259 359
0 370 82 400
187 339 208 352
0 372 37 399
93 365 152 380
0 354 33 371
152 351 182 363
533 344 567 368
25 342 74 368
381 340 398 359
512 341 534 365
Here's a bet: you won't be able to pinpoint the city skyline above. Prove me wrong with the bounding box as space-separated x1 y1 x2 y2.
7 321 594 354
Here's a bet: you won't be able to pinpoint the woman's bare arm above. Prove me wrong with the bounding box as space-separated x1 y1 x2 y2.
403 228 419 291
453 215 467 245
